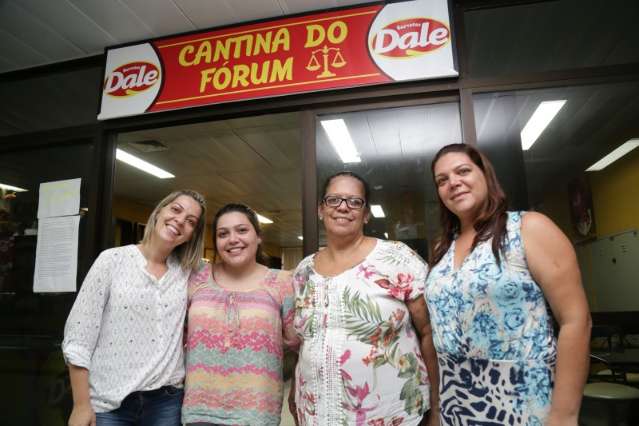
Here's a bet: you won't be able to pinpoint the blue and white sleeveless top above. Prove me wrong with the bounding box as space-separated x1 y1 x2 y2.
425 212 556 426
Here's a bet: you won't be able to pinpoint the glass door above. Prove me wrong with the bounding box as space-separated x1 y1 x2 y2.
113 112 303 270
315 100 463 261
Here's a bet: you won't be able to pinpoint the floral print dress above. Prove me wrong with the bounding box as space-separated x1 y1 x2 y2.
425 212 557 426
293 239 431 426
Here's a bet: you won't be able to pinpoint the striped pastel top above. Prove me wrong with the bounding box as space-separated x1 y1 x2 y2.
182 263 299 425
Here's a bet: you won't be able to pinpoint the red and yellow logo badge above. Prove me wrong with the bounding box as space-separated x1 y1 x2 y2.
371 18 450 58
104 62 160 97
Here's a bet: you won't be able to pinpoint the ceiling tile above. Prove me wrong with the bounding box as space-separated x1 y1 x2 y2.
335 0 372 7
0 53 18 73
278 0 339 15
365 111 401 158
238 127 301 169
227 112 297 129
0 29 49 68
228 0 284 23
17 0 117 54
1 1 83 62
67 0 153 43
125 0 197 37
174 0 237 29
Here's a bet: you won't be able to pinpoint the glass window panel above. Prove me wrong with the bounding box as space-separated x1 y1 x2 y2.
114 112 302 269
0 141 96 424
465 0 639 78
316 102 462 261
473 81 639 313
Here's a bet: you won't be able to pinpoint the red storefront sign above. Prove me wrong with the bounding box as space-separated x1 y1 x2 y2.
98 1 457 120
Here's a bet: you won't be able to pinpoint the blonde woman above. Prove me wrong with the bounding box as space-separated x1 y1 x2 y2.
63 190 207 426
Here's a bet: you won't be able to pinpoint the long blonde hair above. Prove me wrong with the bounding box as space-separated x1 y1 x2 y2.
141 190 207 270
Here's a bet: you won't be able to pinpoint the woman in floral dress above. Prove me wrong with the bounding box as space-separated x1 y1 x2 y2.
291 171 439 426
426 144 591 425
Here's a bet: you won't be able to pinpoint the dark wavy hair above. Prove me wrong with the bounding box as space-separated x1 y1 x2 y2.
429 144 508 267
212 203 264 264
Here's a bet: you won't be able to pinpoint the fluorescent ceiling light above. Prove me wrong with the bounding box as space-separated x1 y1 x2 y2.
320 119 361 163
298 235 303 240
116 149 174 179
384 232 389 239
370 204 385 218
257 213 273 224
520 100 566 150
586 139 639 171
0 183 28 192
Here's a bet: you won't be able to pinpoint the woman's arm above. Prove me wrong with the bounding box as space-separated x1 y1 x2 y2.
62 252 112 367
280 270 301 424
62 251 113 425
67 365 95 426
522 212 591 426
407 296 440 426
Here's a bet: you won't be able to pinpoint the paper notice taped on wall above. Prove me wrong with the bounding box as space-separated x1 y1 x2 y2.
37 178 81 219
33 215 80 293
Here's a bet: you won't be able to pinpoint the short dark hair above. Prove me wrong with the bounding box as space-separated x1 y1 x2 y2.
430 143 508 267
211 203 263 263
320 171 371 207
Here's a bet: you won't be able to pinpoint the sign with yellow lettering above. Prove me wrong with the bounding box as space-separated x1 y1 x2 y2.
98 0 457 120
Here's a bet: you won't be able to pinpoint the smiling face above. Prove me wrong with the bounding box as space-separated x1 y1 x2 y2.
215 211 261 269
319 175 370 238
153 194 202 249
433 152 489 223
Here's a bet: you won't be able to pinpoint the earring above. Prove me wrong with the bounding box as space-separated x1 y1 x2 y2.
318 215 323 221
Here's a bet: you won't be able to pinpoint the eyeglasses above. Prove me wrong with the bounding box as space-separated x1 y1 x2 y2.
322 196 366 210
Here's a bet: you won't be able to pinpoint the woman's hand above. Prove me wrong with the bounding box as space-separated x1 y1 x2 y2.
67 365 95 426
429 406 441 426
68 403 95 426
545 411 578 426
420 406 440 426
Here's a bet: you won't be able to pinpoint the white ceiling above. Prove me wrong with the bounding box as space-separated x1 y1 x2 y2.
116 112 303 248
0 0 373 74
114 102 464 249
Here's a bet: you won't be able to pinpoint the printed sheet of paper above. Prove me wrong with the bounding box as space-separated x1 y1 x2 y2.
37 178 81 219
33 215 80 293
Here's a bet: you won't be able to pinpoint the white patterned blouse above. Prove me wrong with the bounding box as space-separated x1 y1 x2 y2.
62 244 189 412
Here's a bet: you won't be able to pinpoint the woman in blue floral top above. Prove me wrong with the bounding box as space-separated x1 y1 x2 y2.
425 144 590 426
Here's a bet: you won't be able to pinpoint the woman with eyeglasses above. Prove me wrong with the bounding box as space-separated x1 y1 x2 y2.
426 144 590 425
181 203 299 426
290 171 439 426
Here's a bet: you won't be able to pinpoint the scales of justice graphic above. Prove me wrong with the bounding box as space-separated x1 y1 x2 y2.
306 45 346 78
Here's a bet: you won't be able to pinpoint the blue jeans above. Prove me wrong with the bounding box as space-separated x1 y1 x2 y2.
96 386 183 426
